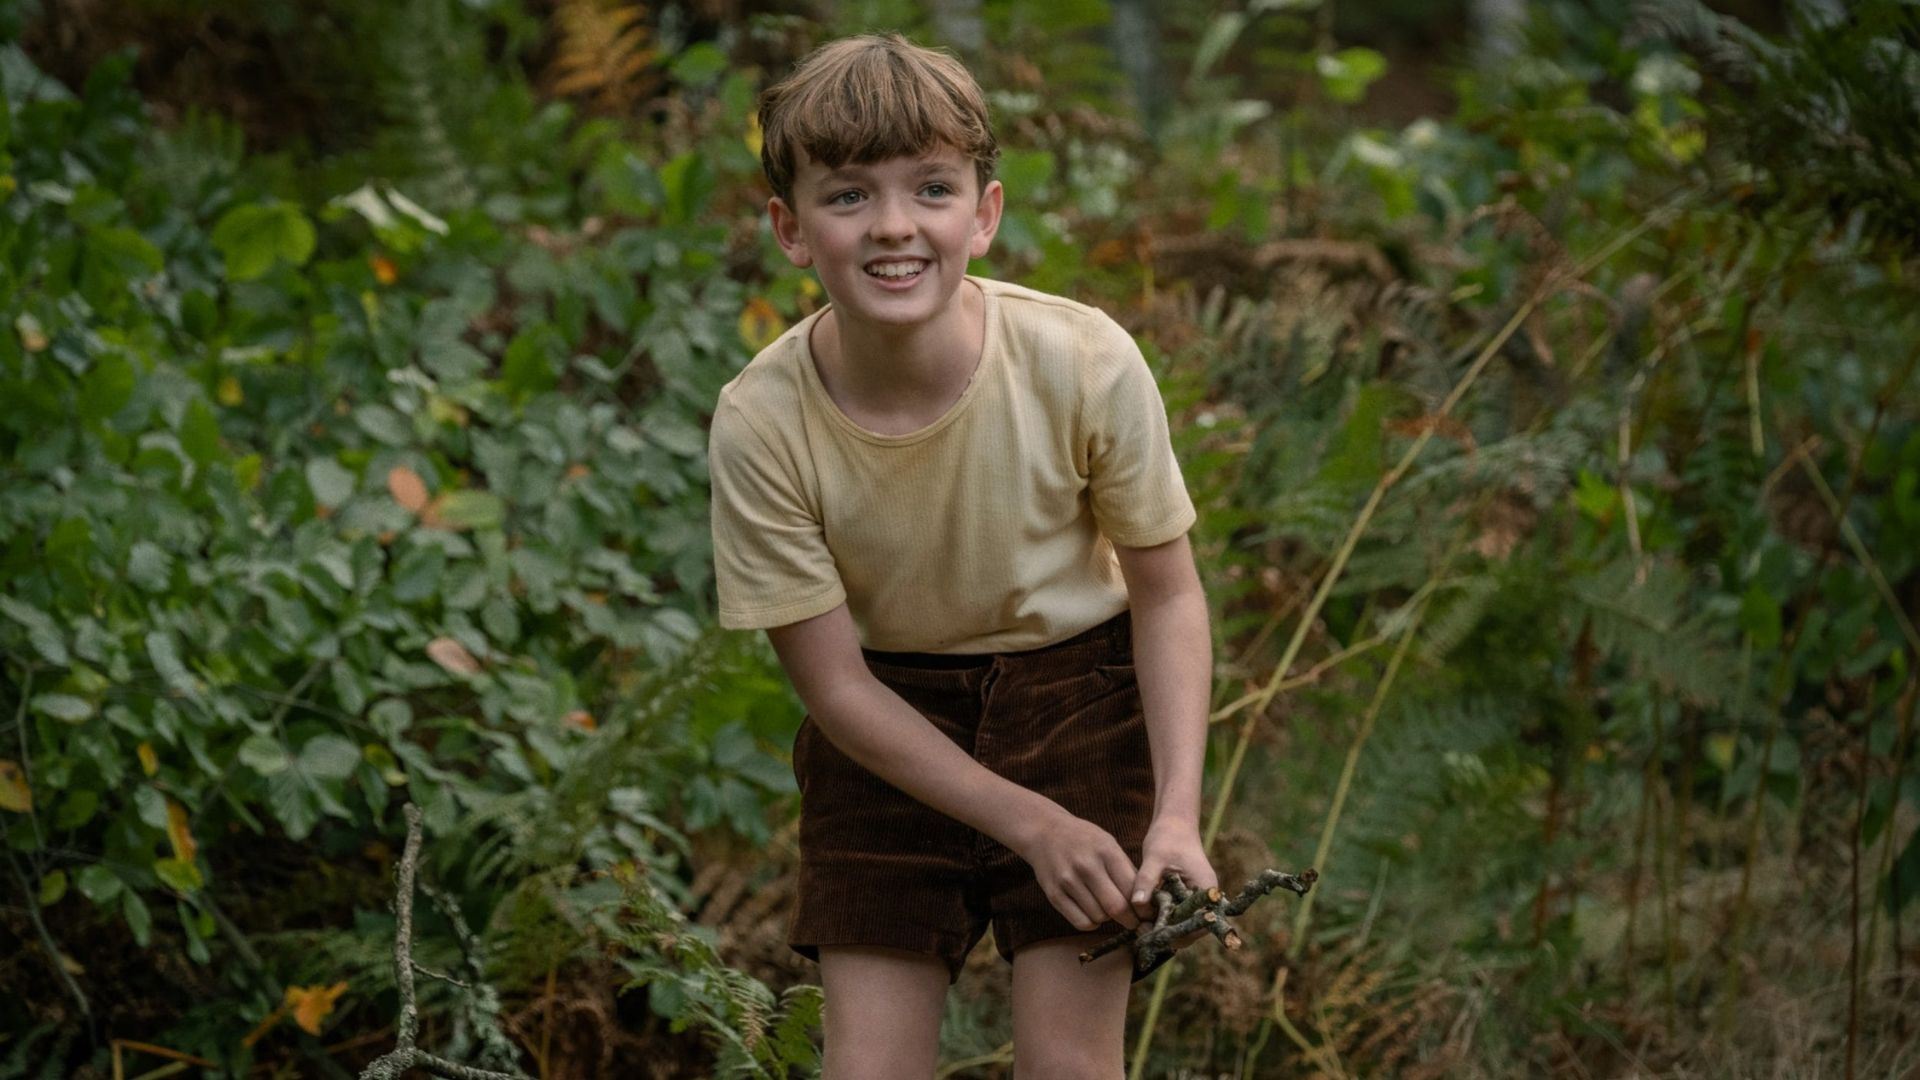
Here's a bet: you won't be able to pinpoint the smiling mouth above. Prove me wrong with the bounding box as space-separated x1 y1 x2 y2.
865 259 928 280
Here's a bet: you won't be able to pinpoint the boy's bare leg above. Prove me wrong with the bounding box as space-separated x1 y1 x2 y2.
1009 935 1132 1079
818 945 950 1080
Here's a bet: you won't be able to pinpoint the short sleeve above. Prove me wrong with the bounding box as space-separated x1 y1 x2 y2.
1083 324 1196 548
708 396 846 629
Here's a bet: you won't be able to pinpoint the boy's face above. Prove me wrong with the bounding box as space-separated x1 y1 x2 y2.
768 143 1003 339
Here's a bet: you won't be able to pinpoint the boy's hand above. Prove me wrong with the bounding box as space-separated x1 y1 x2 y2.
1017 807 1143 932
1130 817 1218 922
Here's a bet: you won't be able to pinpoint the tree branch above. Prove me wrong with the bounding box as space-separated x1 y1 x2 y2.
359 804 528 1080
1079 868 1319 975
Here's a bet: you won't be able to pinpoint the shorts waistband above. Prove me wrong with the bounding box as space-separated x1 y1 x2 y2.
860 610 1132 671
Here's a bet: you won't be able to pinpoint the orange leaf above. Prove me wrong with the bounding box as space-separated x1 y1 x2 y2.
0 760 29 813
563 709 597 733
138 741 159 777
738 297 783 352
387 465 430 513
284 981 348 1036
426 637 483 675
165 798 197 865
369 254 398 285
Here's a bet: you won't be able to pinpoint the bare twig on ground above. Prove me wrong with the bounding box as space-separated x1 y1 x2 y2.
359 804 528 1080
1079 868 1318 976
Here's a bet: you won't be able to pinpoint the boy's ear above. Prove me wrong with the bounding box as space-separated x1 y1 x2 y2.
768 196 813 269
969 179 1004 261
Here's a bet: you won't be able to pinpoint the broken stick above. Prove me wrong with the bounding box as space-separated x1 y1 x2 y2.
1079 867 1318 976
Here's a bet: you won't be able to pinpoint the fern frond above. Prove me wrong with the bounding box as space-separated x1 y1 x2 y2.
549 0 659 115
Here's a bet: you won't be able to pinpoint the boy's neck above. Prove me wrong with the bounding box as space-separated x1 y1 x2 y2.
808 278 987 427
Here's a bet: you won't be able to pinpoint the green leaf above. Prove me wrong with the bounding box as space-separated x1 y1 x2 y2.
154 857 203 894
29 693 92 722
210 201 317 281
85 224 164 277
38 869 67 906
0 597 69 666
179 398 222 465
435 491 505 531
76 864 123 904
306 457 357 508
134 784 168 829
299 734 361 781
127 540 174 592
122 889 152 946
146 629 198 697
354 404 412 447
238 735 291 776
502 326 561 403
267 770 320 840
1317 47 1388 104
78 353 136 422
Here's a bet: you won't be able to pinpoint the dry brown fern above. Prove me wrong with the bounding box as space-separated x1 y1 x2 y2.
547 0 658 116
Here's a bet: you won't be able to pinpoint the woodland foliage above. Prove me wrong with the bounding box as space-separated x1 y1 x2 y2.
2 0 1918 1077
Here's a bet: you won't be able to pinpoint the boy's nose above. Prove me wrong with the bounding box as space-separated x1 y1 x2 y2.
868 198 916 241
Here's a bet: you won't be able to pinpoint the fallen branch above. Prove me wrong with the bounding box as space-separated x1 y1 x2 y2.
359 804 529 1080
1079 868 1318 976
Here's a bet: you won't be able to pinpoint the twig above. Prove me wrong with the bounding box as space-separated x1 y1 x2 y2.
359 804 528 1080
6 848 93 1036
1079 868 1317 975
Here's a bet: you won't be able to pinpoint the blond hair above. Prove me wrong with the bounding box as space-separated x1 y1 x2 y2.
758 33 999 204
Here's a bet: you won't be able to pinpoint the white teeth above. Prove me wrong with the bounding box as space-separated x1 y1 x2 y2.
867 262 925 278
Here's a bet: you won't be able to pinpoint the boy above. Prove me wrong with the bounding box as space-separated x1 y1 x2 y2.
708 33 1217 1079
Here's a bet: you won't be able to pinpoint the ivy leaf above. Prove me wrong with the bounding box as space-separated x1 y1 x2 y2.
75 865 122 904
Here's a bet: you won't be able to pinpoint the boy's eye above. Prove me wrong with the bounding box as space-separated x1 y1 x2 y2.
829 190 864 206
922 183 952 197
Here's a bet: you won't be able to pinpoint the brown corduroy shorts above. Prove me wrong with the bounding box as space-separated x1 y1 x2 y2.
787 609 1155 984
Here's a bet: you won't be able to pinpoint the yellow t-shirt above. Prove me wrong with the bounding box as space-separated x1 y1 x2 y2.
708 276 1194 653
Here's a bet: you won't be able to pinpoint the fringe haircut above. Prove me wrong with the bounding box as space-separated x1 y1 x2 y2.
758 33 999 204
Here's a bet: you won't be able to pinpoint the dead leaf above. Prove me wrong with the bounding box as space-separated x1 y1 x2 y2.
138 741 159 777
369 254 398 285
738 297 783 352
285 981 348 1035
387 465 429 513
426 637 483 675
0 760 30 813
165 798 196 865
563 709 597 733
1385 413 1477 452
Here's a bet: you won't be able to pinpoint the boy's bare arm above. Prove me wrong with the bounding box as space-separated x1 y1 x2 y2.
1113 532 1220 915
767 603 1142 931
